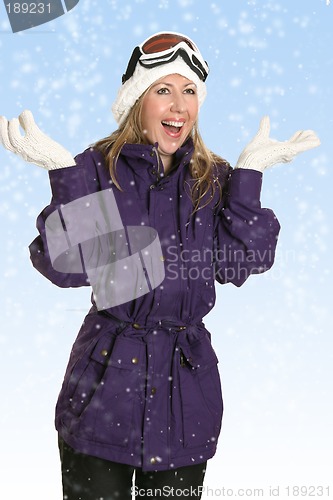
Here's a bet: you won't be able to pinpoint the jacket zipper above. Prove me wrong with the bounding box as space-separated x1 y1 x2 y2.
180 350 186 367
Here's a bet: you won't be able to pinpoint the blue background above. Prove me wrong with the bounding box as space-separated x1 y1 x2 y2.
0 1 332 498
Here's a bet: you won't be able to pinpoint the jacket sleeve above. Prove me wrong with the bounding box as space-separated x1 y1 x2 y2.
29 149 100 288
214 167 280 287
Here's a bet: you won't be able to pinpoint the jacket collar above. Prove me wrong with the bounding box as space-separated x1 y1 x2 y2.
119 137 195 169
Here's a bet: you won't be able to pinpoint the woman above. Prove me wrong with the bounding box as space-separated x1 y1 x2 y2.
0 32 320 500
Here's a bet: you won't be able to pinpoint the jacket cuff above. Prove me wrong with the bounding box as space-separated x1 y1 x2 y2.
227 168 263 206
48 164 87 205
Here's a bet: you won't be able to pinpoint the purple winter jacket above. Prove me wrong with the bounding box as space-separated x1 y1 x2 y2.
29 138 280 471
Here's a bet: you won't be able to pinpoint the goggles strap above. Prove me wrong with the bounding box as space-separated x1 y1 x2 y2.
139 48 208 82
122 46 142 84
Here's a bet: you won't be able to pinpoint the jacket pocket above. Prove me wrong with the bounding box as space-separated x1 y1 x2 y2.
178 335 223 448
67 331 118 418
69 334 146 448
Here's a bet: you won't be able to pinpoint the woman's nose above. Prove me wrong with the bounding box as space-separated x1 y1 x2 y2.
170 93 186 113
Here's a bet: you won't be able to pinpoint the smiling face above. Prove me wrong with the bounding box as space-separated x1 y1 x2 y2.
140 73 199 173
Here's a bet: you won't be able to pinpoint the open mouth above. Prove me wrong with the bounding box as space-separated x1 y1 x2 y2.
161 120 184 134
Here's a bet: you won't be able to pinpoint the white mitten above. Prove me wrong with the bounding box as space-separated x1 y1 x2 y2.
0 110 76 170
235 116 321 172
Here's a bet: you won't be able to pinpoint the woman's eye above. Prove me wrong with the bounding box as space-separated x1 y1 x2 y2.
184 88 196 95
157 87 170 94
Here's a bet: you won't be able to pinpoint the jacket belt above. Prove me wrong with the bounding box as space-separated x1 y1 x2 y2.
100 309 205 335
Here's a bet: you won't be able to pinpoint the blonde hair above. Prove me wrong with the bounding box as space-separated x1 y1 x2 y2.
94 91 229 212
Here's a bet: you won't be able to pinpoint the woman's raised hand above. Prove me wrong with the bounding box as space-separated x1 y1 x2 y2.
235 116 321 172
0 110 76 170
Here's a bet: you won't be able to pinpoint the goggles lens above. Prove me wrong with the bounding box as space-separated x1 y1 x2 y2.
142 33 196 54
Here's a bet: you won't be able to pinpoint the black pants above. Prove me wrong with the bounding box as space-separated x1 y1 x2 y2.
59 437 207 499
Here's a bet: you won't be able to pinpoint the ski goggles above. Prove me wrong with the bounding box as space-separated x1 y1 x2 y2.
122 32 209 84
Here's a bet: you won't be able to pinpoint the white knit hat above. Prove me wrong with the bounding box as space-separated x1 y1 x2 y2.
112 36 208 126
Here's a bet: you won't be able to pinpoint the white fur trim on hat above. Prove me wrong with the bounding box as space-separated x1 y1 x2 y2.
112 56 207 126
